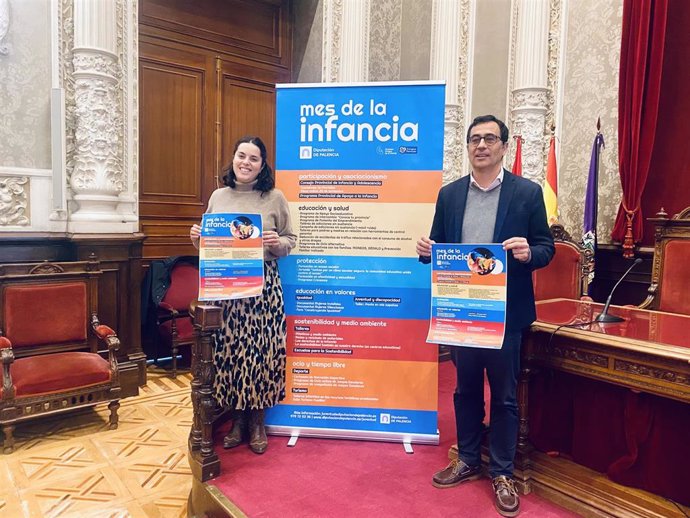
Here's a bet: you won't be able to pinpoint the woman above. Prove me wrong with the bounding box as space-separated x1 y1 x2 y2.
190 136 296 454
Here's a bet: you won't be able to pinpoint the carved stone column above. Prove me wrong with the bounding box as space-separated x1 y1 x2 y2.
509 0 550 184
323 0 370 82
67 0 137 231
430 0 470 184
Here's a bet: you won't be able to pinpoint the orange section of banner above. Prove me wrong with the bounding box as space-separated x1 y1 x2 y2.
432 270 507 286
284 358 438 410
276 170 442 203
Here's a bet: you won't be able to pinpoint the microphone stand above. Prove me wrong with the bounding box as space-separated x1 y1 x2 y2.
594 258 643 323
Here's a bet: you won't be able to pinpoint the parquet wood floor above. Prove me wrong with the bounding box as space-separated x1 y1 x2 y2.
0 366 193 517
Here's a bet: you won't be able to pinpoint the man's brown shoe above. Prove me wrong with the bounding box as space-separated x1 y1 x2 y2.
432 458 481 488
492 475 520 517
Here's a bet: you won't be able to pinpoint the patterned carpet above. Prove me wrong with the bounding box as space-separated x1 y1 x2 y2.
0 366 193 518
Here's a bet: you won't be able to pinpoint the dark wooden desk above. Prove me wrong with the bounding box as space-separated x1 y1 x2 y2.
517 299 690 518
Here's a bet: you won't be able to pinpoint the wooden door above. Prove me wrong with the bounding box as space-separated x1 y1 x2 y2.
138 0 292 260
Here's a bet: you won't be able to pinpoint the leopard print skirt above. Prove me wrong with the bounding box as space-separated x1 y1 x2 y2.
212 260 287 410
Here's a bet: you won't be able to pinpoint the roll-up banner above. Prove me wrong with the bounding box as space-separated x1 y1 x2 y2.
266 81 445 444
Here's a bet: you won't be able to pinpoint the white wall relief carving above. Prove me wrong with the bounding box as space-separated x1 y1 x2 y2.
443 104 464 185
322 0 343 82
117 0 139 221
509 0 551 184
0 176 29 226
511 87 549 183
70 48 123 220
545 0 563 134
55 0 138 231
0 0 9 56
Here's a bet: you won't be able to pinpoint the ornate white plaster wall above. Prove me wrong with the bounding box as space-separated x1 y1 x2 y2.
0 0 138 233
470 0 510 120
0 0 52 169
368 0 402 82
288 0 624 240
558 0 622 244
399 0 431 81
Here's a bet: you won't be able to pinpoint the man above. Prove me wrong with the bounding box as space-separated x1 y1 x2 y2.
416 115 554 517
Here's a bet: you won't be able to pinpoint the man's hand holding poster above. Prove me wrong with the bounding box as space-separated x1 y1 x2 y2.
199 213 264 301
426 243 507 349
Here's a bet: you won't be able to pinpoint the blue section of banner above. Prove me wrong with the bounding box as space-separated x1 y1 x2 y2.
431 298 506 311
431 305 505 323
432 243 506 273
279 255 430 289
265 404 438 435
202 213 263 238
283 285 430 319
276 83 445 171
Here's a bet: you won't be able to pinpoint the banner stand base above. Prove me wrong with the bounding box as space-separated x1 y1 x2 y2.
266 425 440 447
287 432 299 447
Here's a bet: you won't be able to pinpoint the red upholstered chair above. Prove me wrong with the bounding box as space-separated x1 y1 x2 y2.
0 261 120 453
156 262 199 378
639 207 690 315
533 224 594 301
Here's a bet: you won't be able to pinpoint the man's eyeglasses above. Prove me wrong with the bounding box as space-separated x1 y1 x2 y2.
468 134 503 147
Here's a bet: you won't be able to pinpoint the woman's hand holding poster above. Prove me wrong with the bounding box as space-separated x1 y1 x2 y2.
426 243 507 349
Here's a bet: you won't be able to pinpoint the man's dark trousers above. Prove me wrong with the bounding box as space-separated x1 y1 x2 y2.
451 329 523 478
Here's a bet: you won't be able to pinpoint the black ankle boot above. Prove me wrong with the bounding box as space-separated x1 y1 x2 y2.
223 410 247 449
248 409 268 454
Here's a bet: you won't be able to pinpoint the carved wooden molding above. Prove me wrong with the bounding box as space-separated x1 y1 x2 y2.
614 359 690 387
550 345 608 367
29 263 66 275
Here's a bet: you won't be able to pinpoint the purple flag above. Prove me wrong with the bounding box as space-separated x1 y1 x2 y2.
583 132 605 289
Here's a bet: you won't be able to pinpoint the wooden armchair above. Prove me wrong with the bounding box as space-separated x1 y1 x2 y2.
639 207 690 315
0 261 120 453
533 224 594 301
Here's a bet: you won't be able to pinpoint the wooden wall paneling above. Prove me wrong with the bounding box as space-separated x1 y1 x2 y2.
139 40 216 260
137 0 293 264
219 60 284 169
140 220 201 260
140 0 291 68
139 41 215 218
0 235 73 264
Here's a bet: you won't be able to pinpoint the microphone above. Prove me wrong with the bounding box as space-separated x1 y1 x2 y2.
594 258 643 323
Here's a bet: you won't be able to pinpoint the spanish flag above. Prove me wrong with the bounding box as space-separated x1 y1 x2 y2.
544 136 558 225
512 135 522 176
